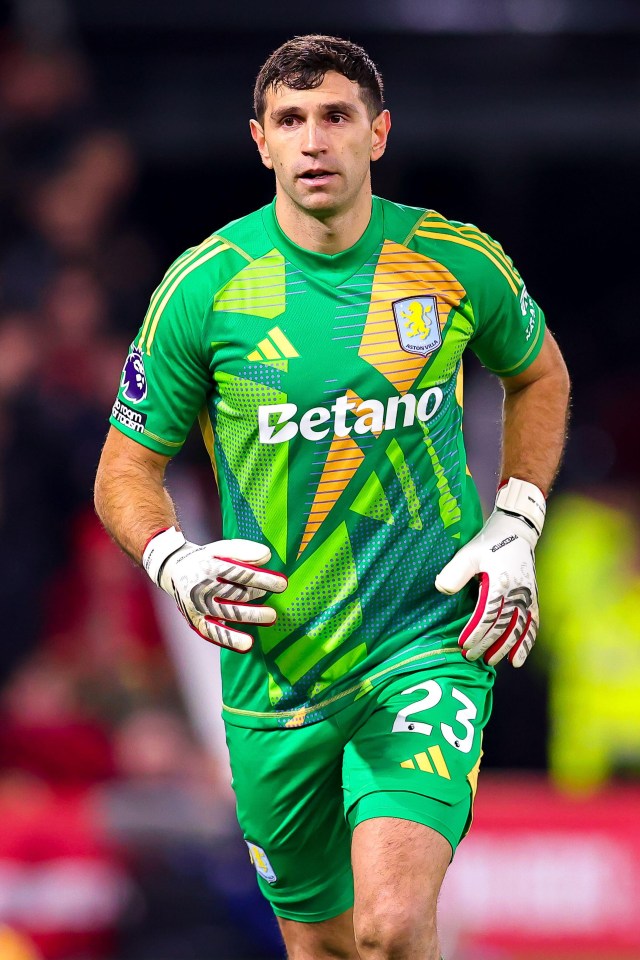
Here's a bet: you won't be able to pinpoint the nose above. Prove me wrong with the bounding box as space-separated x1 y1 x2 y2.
301 120 327 155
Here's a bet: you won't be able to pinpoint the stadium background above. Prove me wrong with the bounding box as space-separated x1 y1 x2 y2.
0 1 639 958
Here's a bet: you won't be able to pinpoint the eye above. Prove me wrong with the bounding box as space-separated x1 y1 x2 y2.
281 116 299 127
328 114 346 124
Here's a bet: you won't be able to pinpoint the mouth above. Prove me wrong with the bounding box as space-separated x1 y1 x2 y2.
297 170 337 187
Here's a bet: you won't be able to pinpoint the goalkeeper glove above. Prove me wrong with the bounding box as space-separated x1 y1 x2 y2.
142 527 287 653
435 477 546 668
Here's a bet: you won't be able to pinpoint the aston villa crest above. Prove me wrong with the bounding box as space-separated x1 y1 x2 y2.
392 296 442 357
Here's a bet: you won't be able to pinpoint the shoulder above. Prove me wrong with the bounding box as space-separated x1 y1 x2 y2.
406 208 523 297
137 206 275 354
158 205 275 304
377 196 429 243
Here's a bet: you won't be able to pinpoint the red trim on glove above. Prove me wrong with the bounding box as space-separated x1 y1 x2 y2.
214 557 288 587
498 477 548 499
459 573 491 651
142 527 172 555
483 608 519 664
214 598 278 625
201 616 254 653
508 612 532 665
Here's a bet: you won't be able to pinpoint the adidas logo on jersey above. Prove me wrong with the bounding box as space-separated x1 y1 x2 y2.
258 387 443 445
247 326 299 362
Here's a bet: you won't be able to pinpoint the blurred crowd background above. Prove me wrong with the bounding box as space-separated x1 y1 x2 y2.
0 1 639 958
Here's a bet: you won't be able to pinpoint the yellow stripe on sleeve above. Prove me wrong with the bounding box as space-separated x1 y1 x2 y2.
138 236 224 350
144 243 230 353
420 213 522 289
414 230 520 294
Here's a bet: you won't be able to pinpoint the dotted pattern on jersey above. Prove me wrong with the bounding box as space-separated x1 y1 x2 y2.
234 360 285 393
349 476 459 640
214 373 289 561
386 437 423 531
350 470 394 524
257 522 358 655
275 598 363 687
214 441 264 544
416 304 474 389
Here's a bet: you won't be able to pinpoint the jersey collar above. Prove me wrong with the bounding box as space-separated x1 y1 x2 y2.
262 196 383 287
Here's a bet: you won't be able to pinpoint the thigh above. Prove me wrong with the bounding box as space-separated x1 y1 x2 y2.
225 719 354 923
352 817 450 958
343 659 493 852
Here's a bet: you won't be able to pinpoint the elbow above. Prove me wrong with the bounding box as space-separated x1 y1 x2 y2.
93 457 109 528
557 355 572 411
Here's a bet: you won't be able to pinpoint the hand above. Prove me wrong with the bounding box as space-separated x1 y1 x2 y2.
143 527 287 652
435 478 545 668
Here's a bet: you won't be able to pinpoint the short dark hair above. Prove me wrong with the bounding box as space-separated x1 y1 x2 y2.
254 35 384 123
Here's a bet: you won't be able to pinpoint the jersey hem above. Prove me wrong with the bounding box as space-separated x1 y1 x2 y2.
109 416 183 455
222 645 462 727
489 312 546 377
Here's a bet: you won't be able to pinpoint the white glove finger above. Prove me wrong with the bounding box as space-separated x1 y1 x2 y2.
458 575 506 659
211 538 273 565
193 612 255 653
472 582 533 664
211 580 266 603
435 547 481 595
172 591 254 653
463 596 513 660
509 617 537 668
484 605 530 666
211 556 288 595
210 599 277 626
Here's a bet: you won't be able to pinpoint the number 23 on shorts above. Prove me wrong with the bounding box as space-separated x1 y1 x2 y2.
392 680 478 753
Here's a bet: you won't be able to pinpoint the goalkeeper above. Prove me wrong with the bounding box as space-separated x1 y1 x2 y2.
94 35 569 960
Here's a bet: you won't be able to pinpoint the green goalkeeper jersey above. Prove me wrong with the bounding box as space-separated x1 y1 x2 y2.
110 196 545 728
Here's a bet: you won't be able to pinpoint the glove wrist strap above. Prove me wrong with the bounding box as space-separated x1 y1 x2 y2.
496 477 546 537
142 526 186 585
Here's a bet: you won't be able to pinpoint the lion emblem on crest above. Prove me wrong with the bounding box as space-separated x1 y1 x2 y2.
121 346 148 403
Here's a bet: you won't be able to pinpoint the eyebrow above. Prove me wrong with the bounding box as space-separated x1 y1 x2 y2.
270 100 359 122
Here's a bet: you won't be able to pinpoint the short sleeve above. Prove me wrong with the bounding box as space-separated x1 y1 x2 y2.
110 263 212 455
468 235 546 378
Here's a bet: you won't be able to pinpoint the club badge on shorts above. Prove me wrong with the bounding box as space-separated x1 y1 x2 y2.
246 841 277 883
392 296 442 357
121 346 148 403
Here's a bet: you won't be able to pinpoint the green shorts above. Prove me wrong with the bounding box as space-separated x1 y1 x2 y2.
225 658 493 922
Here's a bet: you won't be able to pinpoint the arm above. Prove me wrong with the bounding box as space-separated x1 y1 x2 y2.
94 427 287 652
500 329 571 493
94 426 177 563
436 329 570 668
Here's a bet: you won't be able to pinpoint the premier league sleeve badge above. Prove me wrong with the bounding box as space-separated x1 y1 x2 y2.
121 346 148 403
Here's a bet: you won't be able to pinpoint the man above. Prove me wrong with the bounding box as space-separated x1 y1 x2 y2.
95 35 570 960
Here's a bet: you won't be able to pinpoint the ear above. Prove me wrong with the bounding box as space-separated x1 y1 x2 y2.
250 119 273 170
371 109 391 162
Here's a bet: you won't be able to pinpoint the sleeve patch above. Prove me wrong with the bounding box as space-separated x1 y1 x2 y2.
112 398 147 434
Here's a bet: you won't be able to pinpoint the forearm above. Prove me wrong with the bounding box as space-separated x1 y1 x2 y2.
94 432 178 564
500 366 570 494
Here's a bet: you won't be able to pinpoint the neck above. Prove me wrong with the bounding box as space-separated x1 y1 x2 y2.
274 183 373 254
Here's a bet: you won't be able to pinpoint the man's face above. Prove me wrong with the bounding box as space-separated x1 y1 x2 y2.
250 71 390 218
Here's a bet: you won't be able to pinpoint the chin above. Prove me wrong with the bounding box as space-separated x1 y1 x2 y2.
297 191 344 216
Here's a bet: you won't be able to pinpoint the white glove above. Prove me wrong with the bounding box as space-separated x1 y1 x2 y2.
142 527 287 653
435 478 546 668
